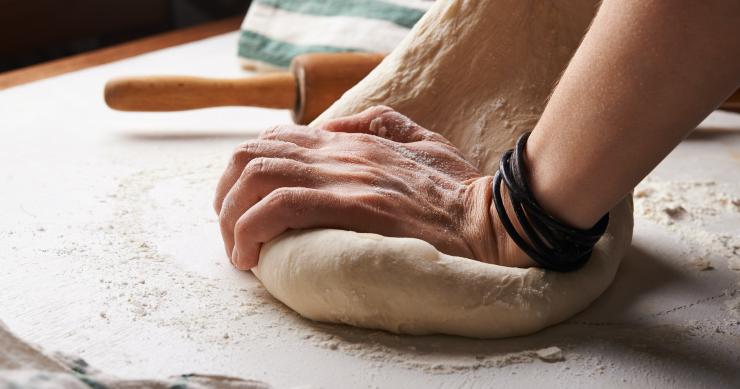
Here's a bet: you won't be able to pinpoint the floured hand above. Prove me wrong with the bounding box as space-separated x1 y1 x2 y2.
214 106 534 270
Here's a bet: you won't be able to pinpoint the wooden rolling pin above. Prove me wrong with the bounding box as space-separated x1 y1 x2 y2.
105 52 740 123
104 52 385 125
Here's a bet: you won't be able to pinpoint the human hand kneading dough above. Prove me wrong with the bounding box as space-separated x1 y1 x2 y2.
214 106 534 270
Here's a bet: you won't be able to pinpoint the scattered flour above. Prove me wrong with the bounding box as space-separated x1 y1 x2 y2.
314 334 564 372
724 294 740 320
687 257 714 271
633 179 740 271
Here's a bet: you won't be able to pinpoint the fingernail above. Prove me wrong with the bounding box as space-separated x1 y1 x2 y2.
231 249 239 267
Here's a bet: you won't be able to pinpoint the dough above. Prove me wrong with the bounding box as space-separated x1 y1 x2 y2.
252 0 633 338
316 0 601 173
254 198 631 338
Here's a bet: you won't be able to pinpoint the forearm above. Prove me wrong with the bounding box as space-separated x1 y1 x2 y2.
528 0 740 229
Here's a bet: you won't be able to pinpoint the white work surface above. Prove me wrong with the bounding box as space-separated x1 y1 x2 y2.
1 33 739 388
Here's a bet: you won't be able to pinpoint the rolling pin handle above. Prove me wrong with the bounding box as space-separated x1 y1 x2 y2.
104 74 297 112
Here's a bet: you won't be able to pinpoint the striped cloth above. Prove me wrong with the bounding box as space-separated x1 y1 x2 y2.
238 0 433 72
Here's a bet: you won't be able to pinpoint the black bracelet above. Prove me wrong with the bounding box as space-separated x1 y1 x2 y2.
492 132 609 272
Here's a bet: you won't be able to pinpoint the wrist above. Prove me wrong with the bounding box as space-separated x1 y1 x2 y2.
461 176 498 263
493 130 608 271
462 176 536 268
526 128 598 229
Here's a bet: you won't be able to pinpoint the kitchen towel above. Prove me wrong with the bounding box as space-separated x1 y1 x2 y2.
238 0 433 71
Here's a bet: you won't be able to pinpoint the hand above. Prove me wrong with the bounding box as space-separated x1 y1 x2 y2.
214 106 535 270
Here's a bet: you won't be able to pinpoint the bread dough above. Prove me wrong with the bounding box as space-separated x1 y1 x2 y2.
316 0 601 173
252 0 634 338
254 197 630 338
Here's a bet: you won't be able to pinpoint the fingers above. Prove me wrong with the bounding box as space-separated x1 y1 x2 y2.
318 105 452 145
231 188 366 270
218 158 326 258
214 139 309 215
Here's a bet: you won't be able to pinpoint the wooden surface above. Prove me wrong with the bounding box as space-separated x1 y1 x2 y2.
0 16 242 90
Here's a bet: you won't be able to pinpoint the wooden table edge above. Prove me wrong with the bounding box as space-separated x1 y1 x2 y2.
0 16 243 91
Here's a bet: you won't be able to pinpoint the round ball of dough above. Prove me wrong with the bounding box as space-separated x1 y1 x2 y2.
252 198 633 338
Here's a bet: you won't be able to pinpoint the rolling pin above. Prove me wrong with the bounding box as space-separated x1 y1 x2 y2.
105 51 740 123
104 52 385 125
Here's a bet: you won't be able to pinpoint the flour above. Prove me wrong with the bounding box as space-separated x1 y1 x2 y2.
687 257 714 271
725 294 740 319
633 178 740 338
79 158 290 350
634 179 740 271
313 332 564 373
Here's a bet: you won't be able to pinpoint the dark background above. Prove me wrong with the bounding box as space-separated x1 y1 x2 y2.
0 0 252 73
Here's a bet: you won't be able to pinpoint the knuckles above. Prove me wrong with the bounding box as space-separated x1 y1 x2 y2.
231 140 264 166
242 157 275 181
261 187 300 209
233 215 251 237
231 188 302 237
259 125 293 140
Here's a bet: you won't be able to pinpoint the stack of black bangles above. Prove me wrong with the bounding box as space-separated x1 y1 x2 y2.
492 131 609 272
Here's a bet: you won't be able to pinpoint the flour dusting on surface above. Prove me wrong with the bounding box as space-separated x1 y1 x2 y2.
634 179 740 271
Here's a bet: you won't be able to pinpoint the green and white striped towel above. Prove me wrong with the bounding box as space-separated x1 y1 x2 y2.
238 0 433 72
